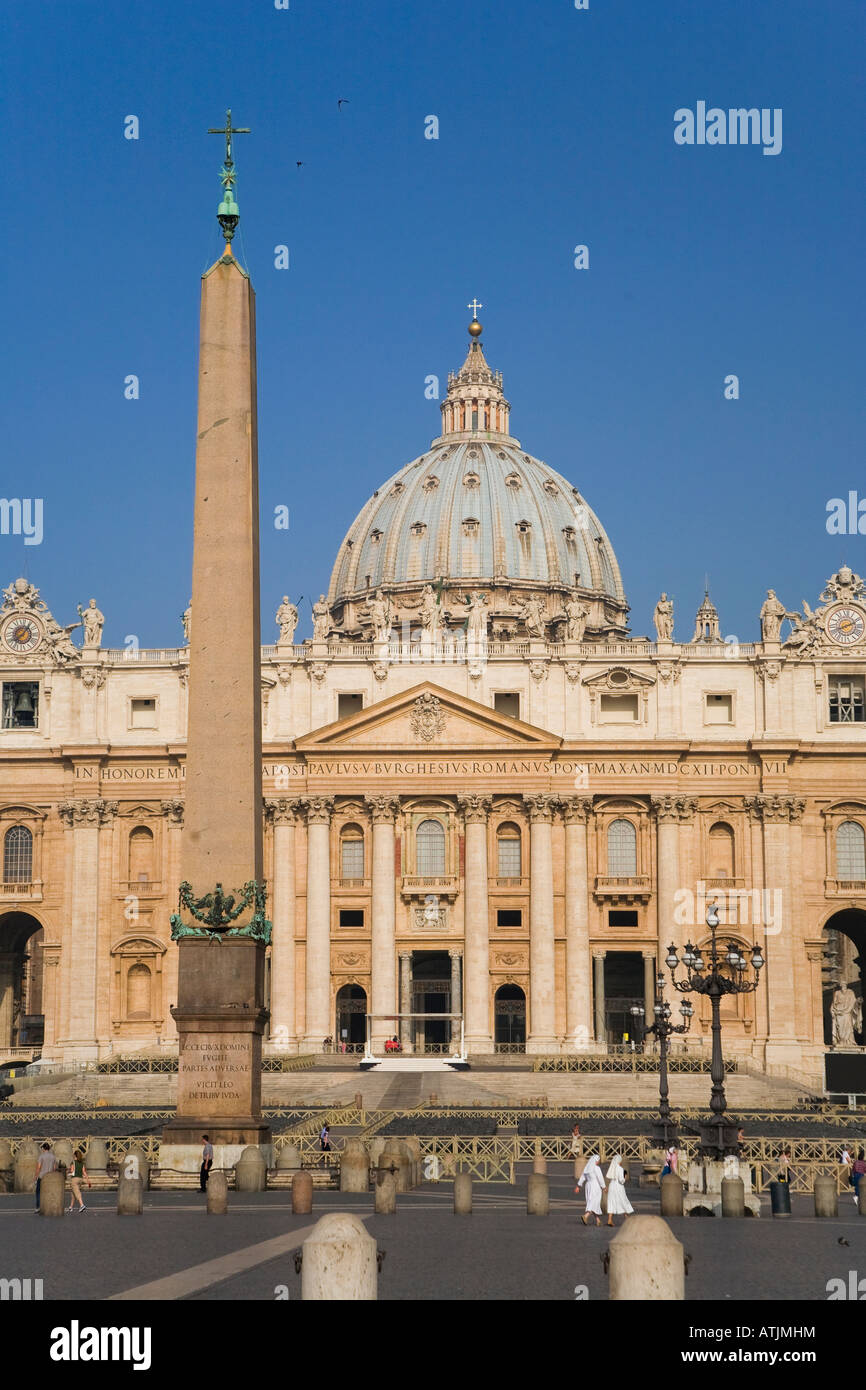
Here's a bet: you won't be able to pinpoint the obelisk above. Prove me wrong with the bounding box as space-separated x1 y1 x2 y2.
162 111 271 1169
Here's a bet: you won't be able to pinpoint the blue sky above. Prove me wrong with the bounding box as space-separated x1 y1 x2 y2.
5 0 864 646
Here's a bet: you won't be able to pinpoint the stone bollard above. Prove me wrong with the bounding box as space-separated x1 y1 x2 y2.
85 1137 109 1178
122 1146 150 1190
0 1137 14 1191
234 1145 267 1193
453 1172 472 1215
14 1139 39 1193
383 1140 411 1193
276 1143 302 1171
721 1176 745 1218
53 1139 74 1171
374 1169 397 1214
404 1137 422 1187
40 1169 66 1217
659 1173 684 1217
527 1173 550 1215
368 1138 386 1168
340 1138 370 1193
301 1212 378 1301
609 1215 684 1300
814 1174 838 1218
292 1169 314 1214
207 1171 229 1214
532 1154 548 1175
117 1175 143 1214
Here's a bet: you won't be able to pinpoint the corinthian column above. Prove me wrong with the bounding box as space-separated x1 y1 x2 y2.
266 798 300 1051
561 797 592 1050
524 793 558 1053
652 795 694 959
57 798 117 1062
457 794 493 1053
366 796 400 1051
745 794 806 1067
301 797 333 1048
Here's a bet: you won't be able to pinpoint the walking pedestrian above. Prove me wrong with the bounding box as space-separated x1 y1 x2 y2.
605 1153 634 1226
776 1148 793 1183
852 1149 866 1206
66 1149 91 1212
577 1153 605 1227
34 1142 57 1212
661 1143 679 1177
319 1123 331 1153
200 1134 214 1192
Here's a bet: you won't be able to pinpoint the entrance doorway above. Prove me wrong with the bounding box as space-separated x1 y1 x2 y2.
603 951 645 1047
822 909 865 1047
0 912 44 1049
494 984 526 1051
411 951 452 1052
335 983 367 1052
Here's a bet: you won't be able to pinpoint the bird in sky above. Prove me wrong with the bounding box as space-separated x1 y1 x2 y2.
296 161 304 168
338 98 350 110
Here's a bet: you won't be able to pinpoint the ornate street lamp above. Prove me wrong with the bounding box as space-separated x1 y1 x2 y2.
643 972 693 1147
666 902 764 1158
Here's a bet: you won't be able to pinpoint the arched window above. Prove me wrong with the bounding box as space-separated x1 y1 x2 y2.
607 819 637 876
708 822 735 879
128 826 155 884
126 963 152 1019
416 819 446 875
340 824 364 881
836 821 866 880
497 822 521 878
4 825 32 883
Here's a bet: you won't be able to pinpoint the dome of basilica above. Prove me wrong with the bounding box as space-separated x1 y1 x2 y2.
326 320 629 642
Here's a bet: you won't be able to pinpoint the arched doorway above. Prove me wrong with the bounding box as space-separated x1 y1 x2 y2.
494 984 526 1051
0 912 44 1049
335 983 367 1052
822 909 866 1047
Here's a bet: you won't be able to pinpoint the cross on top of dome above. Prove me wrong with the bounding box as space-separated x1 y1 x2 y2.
441 308 510 440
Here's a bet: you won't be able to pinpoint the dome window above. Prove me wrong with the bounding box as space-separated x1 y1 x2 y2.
370 529 383 544
391 482 405 496
462 517 480 537
516 519 532 535
543 479 559 497
422 475 440 492
562 526 576 542
463 472 480 489
505 473 522 490
497 450 508 460
409 522 427 538
468 448 479 458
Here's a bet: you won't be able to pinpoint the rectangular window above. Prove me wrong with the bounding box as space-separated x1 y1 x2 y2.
497 838 521 877
338 693 363 719
497 909 522 927
1 682 39 729
608 910 639 928
340 839 364 879
339 909 364 928
599 693 639 723
829 675 866 723
494 692 521 719
705 693 733 724
129 697 158 729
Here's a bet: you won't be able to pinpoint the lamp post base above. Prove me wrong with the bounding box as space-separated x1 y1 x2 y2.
698 1116 740 1160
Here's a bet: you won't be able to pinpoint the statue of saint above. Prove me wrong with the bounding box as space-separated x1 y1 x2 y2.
46 615 80 662
831 983 859 1046
365 590 392 644
78 598 105 648
465 591 489 640
312 594 331 643
520 593 546 639
275 596 298 646
182 603 192 644
759 589 787 643
564 590 589 642
653 593 674 641
418 583 443 637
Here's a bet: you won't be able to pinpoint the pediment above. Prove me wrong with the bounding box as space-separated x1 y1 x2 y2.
296 682 560 752
582 666 655 691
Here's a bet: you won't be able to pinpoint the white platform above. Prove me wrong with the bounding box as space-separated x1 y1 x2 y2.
360 1056 467 1072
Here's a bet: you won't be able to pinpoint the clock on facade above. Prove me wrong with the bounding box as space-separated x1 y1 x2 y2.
826 606 866 645
1 615 43 654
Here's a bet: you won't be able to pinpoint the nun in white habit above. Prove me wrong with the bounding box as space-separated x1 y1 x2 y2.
605 1154 634 1226
577 1154 606 1226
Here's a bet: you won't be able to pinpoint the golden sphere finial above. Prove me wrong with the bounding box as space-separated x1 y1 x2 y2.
468 317 483 339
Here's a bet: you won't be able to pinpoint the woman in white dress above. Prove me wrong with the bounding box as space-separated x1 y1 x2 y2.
577 1154 606 1227
605 1154 634 1227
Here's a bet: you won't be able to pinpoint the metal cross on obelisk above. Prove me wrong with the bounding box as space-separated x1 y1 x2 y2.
207 109 251 244
207 108 251 175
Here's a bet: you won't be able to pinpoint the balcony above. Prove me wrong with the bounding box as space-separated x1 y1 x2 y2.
594 875 652 904
490 875 529 891
0 880 43 902
121 880 164 897
826 878 866 897
401 875 459 901
337 877 369 891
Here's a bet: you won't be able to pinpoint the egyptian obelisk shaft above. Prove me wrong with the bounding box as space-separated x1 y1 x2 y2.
164 113 270 1158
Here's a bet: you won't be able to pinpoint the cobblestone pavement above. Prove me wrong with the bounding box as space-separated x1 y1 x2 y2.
1 1170 863 1302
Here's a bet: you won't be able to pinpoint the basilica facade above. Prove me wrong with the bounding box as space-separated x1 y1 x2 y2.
1 322 865 1087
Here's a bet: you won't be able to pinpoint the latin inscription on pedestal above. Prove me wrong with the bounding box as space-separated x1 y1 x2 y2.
178 1037 256 1114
